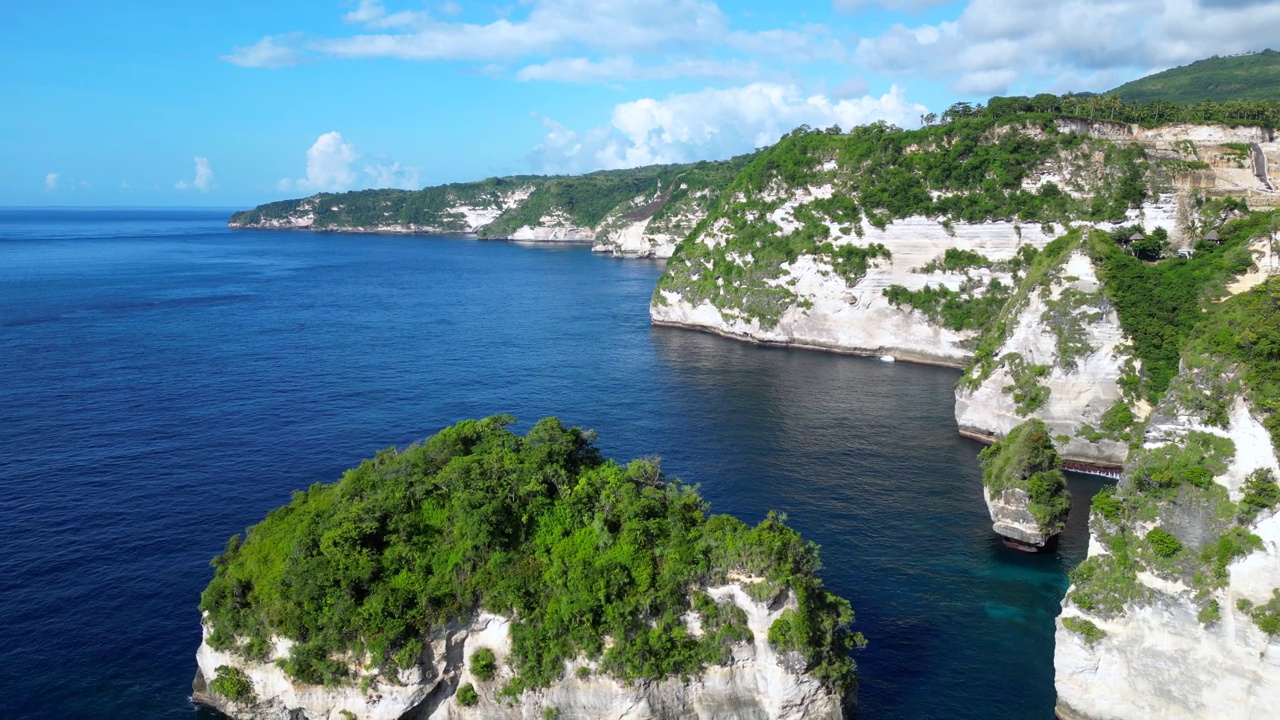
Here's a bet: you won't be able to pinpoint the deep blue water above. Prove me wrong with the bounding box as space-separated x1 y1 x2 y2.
0 209 1105 719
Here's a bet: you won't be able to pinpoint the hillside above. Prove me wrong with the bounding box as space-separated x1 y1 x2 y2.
227 155 753 258
1109 49 1280 103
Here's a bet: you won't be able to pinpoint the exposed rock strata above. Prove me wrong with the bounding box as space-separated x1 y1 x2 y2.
193 583 849 720
653 216 1057 367
955 251 1140 468
1055 364 1280 720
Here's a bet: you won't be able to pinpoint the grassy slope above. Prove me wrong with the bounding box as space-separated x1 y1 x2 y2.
1109 49 1280 103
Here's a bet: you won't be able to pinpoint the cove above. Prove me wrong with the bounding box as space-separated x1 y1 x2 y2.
0 209 1103 718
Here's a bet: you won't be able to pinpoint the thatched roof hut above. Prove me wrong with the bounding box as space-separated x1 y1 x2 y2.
1204 230 1221 243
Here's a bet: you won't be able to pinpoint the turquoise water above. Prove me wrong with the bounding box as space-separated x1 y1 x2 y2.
0 209 1104 718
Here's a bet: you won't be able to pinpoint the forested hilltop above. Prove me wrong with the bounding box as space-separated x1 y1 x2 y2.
198 417 862 716
1109 49 1280 104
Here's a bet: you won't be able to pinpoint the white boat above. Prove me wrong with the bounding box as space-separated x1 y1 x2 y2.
878 355 896 363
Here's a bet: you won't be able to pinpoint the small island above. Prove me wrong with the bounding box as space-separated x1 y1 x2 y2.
194 416 863 719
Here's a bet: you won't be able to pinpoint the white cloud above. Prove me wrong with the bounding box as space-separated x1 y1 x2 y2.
44 173 59 191
221 34 303 68
515 56 762 84
835 0 953 11
343 0 429 29
529 83 928 174
279 131 421 193
176 157 214 192
856 0 1280 95
226 1 846 82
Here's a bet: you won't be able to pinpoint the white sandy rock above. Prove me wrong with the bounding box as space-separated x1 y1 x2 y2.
193 584 849 720
954 251 1138 468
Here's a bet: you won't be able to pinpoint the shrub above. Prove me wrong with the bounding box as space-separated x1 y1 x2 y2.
470 648 497 682
1198 599 1221 625
1239 468 1280 523
1061 616 1107 644
209 665 254 703
1146 528 1183 558
456 683 479 707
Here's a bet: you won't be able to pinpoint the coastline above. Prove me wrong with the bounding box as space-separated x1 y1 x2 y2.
649 317 971 370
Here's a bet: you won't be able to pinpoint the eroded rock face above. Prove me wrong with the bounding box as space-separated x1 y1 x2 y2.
652 214 1057 367
987 487 1054 549
955 250 1140 469
193 584 850 720
1054 362 1280 720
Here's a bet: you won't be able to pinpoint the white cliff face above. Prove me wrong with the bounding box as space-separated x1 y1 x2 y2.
653 214 1058 367
986 487 1055 548
1055 381 1280 720
955 251 1138 468
592 186 719 259
509 209 597 243
194 584 847 720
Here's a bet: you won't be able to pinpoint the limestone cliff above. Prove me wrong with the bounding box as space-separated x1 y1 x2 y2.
193 582 848 720
227 158 752 253
978 418 1072 550
955 248 1141 469
1054 358 1280 719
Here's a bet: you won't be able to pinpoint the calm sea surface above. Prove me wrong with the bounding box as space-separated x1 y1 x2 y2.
0 209 1106 719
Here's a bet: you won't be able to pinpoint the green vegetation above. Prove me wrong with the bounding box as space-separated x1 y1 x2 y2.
979 419 1071 533
1146 528 1183 558
657 108 1143 327
1089 215 1268 401
1061 616 1107 644
1190 248 1280 449
963 232 1080 388
1001 354 1052 415
482 156 753 238
228 156 754 237
1247 591 1280 635
471 648 498 682
883 277 1012 332
457 683 479 707
200 416 860 693
209 665 254 703
1108 50 1280 104
1240 468 1280 523
1198 599 1222 626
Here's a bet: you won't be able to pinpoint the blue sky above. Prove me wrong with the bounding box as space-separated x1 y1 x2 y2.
3 0 1276 207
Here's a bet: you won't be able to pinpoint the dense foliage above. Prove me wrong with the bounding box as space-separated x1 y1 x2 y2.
1089 214 1271 401
979 419 1070 533
201 416 860 694
1070 269 1280 617
1107 49 1280 104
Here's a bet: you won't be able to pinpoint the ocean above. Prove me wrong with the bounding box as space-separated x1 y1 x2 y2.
0 209 1104 718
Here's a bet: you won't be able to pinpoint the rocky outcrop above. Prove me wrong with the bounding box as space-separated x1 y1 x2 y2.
955 250 1141 469
653 214 1057 367
193 583 849 720
978 418 1071 550
1054 361 1280 719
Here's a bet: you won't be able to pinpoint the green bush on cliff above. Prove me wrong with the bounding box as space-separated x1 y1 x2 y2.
979 419 1071 533
1240 468 1280 523
209 665 254 703
470 648 498 682
1061 616 1107 644
456 683 479 707
200 416 861 693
